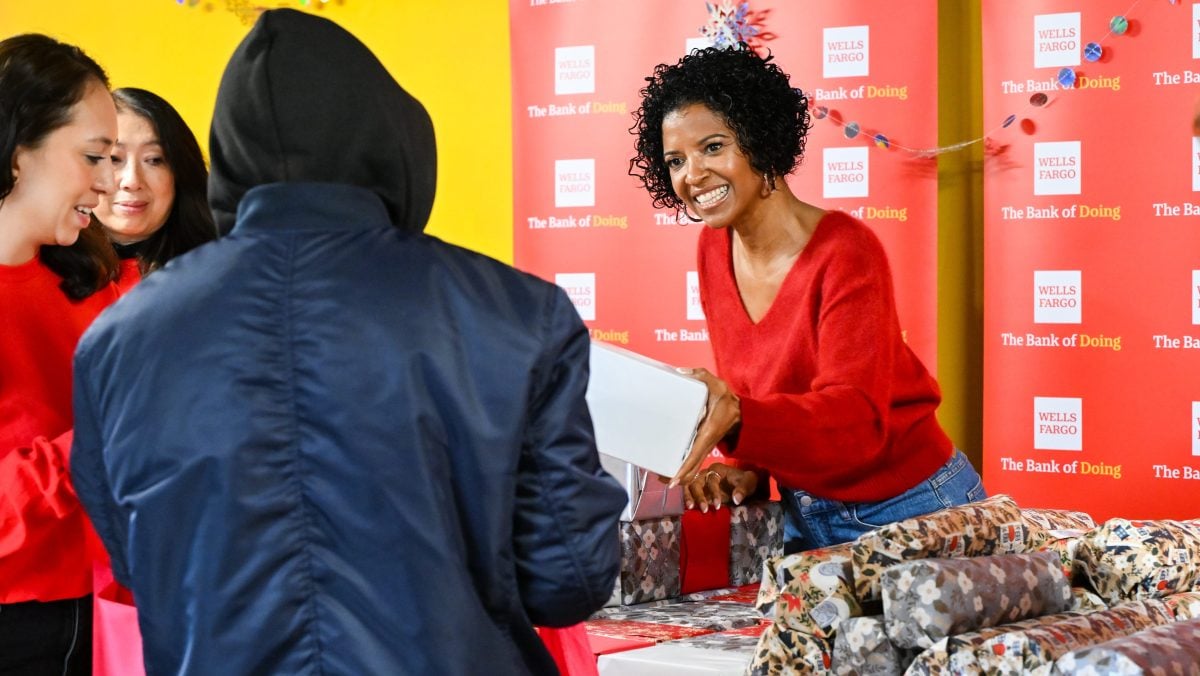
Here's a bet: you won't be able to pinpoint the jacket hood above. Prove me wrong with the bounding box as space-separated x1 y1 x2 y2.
208 8 436 234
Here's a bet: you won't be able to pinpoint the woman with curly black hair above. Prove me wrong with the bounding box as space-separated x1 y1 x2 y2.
631 45 983 553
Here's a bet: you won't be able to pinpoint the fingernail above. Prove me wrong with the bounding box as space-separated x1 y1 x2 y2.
668 479 678 489
676 367 694 375
714 501 722 511
733 494 743 505
700 503 708 513
685 501 693 510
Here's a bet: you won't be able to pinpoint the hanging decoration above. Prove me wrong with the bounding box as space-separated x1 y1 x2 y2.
699 1 776 53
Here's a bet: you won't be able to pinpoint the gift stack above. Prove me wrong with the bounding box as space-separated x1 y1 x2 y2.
585 461 785 672
744 493 1200 675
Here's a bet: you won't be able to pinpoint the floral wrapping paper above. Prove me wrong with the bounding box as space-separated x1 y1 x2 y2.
903 610 1086 676
1050 617 1200 675
1075 518 1200 604
755 543 862 639
747 623 834 675
1035 532 1086 580
831 615 916 676
851 494 1043 603
1021 507 1096 532
972 599 1175 675
592 600 766 632
730 502 785 587
881 551 1071 649
616 515 682 605
1164 591 1200 620
1069 587 1108 613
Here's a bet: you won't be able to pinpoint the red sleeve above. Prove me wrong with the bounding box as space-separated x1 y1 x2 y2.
0 430 79 558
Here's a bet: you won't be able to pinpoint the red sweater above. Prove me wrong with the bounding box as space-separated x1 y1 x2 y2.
698 211 952 502
0 256 121 602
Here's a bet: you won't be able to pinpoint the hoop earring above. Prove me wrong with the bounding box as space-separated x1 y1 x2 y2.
760 172 776 197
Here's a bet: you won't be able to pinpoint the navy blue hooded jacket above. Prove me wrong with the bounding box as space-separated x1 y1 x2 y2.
71 9 625 675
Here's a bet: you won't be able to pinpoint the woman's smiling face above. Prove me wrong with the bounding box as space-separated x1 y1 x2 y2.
661 102 762 229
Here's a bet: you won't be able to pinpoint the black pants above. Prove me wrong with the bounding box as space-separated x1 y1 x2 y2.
0 596 91 676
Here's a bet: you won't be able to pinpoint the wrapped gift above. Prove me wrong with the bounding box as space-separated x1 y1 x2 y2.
612 515 681 606
586 342 706 480
596 627 764 676
1164 591 1200 619
729 501 784 587
1075 518 1200 604
588 600 765 633
881 551 1071 649
608 501 784 607
831 615 916 676
585 618 713 644
747 623 834 675
1035 531 1086 580
904 610 1087 676
599 453 685 522
852 495 1043 602
1070 587 1108 613
1021 506 1096 532
755 543 862 639
1050 618 1200 675
973 599 1175 674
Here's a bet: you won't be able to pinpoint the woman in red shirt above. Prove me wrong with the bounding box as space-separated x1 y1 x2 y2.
0 34 120 674
629 45 985 553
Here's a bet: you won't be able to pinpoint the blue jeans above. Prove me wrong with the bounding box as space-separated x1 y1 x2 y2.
780 450 985 553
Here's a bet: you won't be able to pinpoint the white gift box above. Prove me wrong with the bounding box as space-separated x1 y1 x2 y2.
585 341 707 478
596 642 753 675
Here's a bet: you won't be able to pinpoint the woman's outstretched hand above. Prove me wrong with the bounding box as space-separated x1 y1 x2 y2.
669 367 742 490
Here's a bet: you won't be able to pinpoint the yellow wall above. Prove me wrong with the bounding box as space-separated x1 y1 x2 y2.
936 1 984 468
0 0 514 263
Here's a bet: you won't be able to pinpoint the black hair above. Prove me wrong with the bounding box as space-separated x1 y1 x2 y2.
629 45 811 212
0 33 118 299
108 88 217 274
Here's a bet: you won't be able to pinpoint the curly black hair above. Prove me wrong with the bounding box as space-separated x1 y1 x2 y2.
629 45 811 212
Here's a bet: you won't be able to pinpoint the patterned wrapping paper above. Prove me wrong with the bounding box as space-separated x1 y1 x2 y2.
710 585 762 605
1035 532 1086 580
1050 618 1200 676
1075 518 1200 604
972 599 1175 675
730 502 784 587
755 543 862 639
746 623 834 675
1021 507 1096 532
1069 587 1108 613
881 551 1071 649
852 494 1043 603
670 623 767 653
1164 591 1200 620
616 515 681 606
585 618 714 643
591 600 766 632
831 615 916 676
902 610 1086 676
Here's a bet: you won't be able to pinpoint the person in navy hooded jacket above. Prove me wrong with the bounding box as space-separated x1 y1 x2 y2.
70 8 626 675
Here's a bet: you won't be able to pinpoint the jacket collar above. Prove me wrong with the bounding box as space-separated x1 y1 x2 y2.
230 182 396 235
